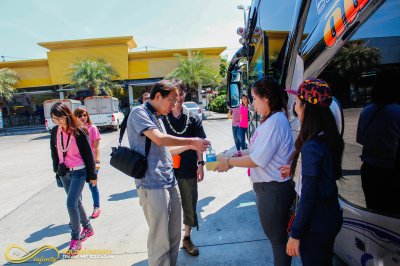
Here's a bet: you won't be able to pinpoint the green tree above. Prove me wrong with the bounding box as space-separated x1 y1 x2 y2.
0 68 19 101
167 51 221 102
68 59 121 96
332 41 380 101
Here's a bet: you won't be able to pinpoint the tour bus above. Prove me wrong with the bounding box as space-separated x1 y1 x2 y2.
227 0 400 265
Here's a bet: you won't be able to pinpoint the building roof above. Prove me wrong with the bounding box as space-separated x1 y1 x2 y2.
38 36 137 50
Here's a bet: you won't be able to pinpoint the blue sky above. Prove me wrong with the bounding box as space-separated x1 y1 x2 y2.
0 0 251 61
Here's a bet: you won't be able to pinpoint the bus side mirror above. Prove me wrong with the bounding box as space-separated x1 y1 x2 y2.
227 82 240 108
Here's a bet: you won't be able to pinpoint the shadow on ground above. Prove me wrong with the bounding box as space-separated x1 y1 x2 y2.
25 224 70 243
108 189 138 201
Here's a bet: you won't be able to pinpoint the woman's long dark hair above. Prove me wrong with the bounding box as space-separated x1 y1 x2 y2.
50 102 87 136
290 101 344 180
252 78 288 122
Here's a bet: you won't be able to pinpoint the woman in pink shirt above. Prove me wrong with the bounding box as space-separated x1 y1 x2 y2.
238 95 249 150
50 102 97 256
74 107 101 219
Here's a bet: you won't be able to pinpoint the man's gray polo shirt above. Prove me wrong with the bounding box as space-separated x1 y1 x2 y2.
127 102 176 189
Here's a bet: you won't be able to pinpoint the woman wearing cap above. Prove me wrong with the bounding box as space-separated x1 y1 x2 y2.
216 77 295 266
74 107 102 219
281 79 344 265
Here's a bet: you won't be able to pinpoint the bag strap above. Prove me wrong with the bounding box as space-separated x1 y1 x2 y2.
119 109 151 157
119 112 129 145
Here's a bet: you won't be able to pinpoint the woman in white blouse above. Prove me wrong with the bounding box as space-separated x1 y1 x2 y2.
216 77 295 266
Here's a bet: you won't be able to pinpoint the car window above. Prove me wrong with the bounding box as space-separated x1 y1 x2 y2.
184 103 198 109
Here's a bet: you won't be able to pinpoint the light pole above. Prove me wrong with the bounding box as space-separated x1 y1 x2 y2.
237 5 249 28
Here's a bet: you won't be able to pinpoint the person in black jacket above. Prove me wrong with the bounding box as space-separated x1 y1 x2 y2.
50 102 97 256
281 79 344 266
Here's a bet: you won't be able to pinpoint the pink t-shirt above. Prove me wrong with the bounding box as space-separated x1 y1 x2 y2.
231 108 240 127
86 124 101 156
57 128 84 168
239 105 249 128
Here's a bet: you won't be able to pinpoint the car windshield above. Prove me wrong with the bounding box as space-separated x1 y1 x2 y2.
184 103 198 109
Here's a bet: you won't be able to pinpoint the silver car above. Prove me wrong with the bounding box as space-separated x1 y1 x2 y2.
183 101 202 121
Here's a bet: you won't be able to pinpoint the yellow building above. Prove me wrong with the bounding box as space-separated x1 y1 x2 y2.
0 36 225 128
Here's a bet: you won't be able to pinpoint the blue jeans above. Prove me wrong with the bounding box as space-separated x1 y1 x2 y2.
232 126 241 151
60 168 91 240
238 127 248 150
88 170 100 208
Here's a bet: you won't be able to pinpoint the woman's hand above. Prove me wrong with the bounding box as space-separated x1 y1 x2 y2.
278 165 291 178
95 163 101 170
214 157 231 172
90 179 97 186
286 237 300 257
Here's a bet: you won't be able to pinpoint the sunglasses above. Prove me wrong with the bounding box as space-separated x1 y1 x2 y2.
77 114 87 118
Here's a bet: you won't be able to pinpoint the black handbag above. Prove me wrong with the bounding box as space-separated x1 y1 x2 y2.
110 113 151 179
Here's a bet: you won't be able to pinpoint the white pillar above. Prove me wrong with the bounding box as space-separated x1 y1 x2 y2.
59 85 64 99
128 85 134 109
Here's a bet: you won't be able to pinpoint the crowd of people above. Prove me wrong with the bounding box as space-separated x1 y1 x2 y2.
49 73 399 265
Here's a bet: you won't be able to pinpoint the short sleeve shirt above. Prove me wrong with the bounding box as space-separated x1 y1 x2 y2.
127 103 176 189
249 112 294 183
163 110 206 179
56 128 84 168
87 124 101 156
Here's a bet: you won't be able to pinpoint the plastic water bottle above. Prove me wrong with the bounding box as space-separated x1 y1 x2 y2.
206 146 216 162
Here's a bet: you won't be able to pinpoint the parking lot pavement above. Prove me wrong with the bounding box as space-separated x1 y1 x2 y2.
1 121 303 265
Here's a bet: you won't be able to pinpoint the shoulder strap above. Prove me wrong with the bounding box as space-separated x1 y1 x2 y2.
119 108 152 157
119 111 130 145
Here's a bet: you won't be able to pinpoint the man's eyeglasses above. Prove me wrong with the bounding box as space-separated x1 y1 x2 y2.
168 97 177 105
77 114 87 118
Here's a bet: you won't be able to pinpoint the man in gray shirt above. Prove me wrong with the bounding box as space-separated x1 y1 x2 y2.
127 80 210 266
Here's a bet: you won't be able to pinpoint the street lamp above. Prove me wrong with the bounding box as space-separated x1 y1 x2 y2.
237 5 250 28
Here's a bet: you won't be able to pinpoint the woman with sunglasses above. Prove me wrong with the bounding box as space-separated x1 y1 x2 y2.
74 107 102 219
50 102 97 255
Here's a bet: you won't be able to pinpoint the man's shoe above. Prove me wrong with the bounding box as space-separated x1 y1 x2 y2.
91 208 101 219
67 239 81 256
182 236 199 256
79 226 94 242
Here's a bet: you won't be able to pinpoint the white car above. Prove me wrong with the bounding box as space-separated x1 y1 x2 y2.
183 102 202 121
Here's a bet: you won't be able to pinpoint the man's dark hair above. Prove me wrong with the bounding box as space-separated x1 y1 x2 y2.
150 80 178 100
171 79 187 94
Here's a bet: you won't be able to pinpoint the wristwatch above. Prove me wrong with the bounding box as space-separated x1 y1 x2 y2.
197 160 205 166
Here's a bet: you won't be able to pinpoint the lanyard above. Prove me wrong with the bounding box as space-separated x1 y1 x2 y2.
60 131 71 161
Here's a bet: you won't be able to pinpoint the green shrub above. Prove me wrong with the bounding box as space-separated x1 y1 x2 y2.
209 95 228 113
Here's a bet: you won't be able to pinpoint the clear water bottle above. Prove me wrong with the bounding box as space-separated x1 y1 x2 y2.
206 146 216 162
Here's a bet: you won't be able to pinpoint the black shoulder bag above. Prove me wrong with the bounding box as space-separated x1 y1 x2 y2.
110 112 151 179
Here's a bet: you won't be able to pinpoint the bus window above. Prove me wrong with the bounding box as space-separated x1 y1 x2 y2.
316 0 400 215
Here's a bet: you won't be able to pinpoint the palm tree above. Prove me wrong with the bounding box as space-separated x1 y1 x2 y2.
332 41 380 102
0 68 19 101
167 51 221 103
69 59 121 96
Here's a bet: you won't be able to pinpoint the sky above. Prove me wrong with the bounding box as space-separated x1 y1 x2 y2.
0 0 252 62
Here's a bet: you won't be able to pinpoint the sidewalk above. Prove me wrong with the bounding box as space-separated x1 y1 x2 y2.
0 125 47 136
203 111 228 120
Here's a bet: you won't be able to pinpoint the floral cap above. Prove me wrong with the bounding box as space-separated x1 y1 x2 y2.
286 79 332 107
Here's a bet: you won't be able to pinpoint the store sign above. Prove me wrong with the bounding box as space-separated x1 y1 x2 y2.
0 110 3 129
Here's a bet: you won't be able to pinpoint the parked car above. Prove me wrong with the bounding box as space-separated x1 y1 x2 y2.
183 101 202 121
44 99 82 131
84 96 124 131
